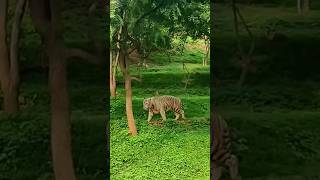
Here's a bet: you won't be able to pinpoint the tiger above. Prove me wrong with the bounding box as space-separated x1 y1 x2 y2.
211 112 241 180
143 95 185 122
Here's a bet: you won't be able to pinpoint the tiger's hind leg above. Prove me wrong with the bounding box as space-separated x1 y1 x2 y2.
160 109 167 122
181 110 185 119
174 112 180 121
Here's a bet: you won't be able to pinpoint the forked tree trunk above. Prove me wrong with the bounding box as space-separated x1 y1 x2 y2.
232 0 255 87
48 0 76 179
29 0 76 179
0 0 25 114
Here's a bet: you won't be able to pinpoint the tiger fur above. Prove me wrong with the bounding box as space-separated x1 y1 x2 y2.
143 95 185 122
211 113 241 180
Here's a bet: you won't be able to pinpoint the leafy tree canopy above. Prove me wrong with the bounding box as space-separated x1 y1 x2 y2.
110 0 209 55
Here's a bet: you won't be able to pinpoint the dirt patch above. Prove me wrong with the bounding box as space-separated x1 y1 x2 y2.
176 119 192 125
148 120 164 127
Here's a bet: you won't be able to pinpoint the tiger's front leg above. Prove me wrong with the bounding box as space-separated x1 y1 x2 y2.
160 109 167 122
147 110 154 123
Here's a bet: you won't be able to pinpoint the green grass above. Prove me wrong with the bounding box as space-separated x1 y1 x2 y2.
215 3 320 179
110 45 210 179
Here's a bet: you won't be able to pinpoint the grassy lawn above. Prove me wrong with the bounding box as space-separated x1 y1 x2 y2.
110 44 210 179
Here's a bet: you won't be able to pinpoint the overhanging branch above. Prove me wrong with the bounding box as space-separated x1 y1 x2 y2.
64 47 101 64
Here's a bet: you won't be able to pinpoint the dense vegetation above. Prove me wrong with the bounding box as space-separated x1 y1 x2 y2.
214 2 320 179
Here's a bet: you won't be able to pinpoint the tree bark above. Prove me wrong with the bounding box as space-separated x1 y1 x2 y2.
48 0 77 179
297 0 302 14
303 0 310 13
119 51 137 136
110 50 116 97
0 0 11 113
0 0 25 114
232 0 255 87
110 24 123 98
29 0 76 179
48 44 76 180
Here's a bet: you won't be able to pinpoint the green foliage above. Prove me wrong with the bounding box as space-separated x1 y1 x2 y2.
110 0 209 55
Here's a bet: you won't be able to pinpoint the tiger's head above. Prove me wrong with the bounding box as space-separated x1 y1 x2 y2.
143 98 152 110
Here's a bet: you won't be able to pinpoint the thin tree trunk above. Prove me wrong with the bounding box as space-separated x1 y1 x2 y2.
0 0 24 114
119 50 137 136
110 24 123 98
48 0 76 179
303 0 310 13
232 0 255 87
48 44 76 180
7 0 27 113
110 50 116 97
123 54 137 136
297 0 302 14
29 0 76 179
204 43 209 66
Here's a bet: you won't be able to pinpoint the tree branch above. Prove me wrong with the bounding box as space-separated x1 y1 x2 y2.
131 76 142 82
64 47 101 64
134 1 165 27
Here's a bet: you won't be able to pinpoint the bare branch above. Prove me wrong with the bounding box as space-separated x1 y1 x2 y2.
131 76 142 82
64 47 101 64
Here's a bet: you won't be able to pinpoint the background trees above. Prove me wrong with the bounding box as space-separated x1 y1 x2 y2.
0 0 105 179
110 0 209 136
0 0 26 114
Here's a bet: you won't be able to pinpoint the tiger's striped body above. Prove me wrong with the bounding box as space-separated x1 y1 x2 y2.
212 113 241 180
143 95 185 122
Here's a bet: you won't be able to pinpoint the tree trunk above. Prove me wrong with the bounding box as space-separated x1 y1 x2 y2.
48 0 77 179
124 55 137 136
29 0 77 179
119 51 137 136
110 50 116 97
204 42 209 66
297 0 302 14
48 45 76 180
0 0 24 114
303 0 310 13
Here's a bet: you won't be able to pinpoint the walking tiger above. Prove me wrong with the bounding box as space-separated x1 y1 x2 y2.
143 95 185 122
